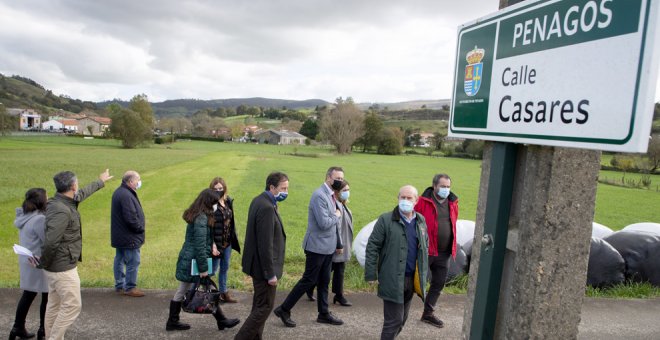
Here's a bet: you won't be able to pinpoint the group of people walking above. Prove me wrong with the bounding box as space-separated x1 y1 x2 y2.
11 166 459 340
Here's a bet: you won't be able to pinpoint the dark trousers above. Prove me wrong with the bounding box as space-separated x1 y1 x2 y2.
281 250 333 314
234 279 277 340
381 277 414 340
424 251 452 314
331 261 346 297
13 290 48 329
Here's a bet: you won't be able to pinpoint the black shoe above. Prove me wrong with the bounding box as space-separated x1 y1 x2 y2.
217 318 241 330
317 312 344 325
333 295 352 307
9 327 35 339
273 306 296 327
421 313 444 328
166 300 191 331
306 292 316 301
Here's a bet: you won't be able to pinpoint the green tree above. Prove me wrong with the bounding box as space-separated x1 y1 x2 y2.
299 118 319 139
128 94 154 128
319 97 364 154
410 133 422 147
431 130 447 150
108 96 154 148
109 108 151 148
377 127 404 155
359 111 383 152
465 140 485 159
0 103 17 135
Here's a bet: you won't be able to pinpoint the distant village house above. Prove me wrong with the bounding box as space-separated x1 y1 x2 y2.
8 108 41 130
254 129 307 145
77 116 111 136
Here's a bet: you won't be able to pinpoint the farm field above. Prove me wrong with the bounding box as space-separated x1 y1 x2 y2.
1 136 658 292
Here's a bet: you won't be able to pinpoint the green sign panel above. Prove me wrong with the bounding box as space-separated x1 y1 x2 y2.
450 0 659 152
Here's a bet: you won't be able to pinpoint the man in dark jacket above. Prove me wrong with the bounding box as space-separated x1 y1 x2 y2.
39 169 112 340
366 185 428 340
414 173 459 328
234 172 288 340
111 171 146 297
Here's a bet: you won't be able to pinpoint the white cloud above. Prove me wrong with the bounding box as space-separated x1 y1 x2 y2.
1 0 659 104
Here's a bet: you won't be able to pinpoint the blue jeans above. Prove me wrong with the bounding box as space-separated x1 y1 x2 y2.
211 245 232 293
113 248 140 291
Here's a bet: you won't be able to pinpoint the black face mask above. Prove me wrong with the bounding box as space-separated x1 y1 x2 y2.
331 179 343 190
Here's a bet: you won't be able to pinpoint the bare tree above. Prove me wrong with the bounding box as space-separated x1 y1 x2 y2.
319 97 364 154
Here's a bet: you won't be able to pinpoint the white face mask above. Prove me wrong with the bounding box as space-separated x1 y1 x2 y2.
136 180 142 190
398 199 414 213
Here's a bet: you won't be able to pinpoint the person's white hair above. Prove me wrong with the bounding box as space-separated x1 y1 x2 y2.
398 185 418 198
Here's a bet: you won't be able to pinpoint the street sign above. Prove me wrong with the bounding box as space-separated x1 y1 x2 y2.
449 0 660 152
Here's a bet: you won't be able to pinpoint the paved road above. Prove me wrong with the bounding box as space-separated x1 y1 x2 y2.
1 288 659 339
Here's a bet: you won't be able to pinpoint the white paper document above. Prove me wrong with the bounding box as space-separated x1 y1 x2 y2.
13 244 40 265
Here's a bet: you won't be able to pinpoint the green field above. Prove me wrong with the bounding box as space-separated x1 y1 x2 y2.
1 136 659 294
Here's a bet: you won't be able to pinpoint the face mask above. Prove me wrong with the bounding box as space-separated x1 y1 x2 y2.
275 191 288 202
136 180 142 190
437 187 450 199
331 179 343 190
339 191 350 201
398 199 414 213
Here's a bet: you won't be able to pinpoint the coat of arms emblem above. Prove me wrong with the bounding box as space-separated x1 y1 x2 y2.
464 46 485 97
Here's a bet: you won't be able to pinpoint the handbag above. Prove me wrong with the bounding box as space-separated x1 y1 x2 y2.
182 277 221 314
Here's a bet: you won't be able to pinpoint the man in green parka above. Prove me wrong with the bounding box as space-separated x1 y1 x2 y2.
365 185 428 340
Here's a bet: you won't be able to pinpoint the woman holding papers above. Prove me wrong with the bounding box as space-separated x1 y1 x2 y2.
11 188 48 340
165 188 240 332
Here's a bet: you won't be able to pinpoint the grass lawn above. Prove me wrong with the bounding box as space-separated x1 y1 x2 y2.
1 136 659 297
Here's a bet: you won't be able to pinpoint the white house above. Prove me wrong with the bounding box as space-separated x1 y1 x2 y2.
41 119 64 131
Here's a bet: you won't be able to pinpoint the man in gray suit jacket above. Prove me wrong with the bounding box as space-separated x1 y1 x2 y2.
274 166 345 327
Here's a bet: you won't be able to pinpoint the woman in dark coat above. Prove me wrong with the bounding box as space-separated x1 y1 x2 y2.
209 177 241 303
331 180 354 306
10 188 49 340
165 188 240 332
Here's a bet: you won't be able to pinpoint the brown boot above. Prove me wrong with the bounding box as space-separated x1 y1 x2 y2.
220 292 237 303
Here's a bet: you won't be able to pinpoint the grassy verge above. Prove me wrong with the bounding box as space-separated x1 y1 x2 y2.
586 282 660 299
1 136 659 298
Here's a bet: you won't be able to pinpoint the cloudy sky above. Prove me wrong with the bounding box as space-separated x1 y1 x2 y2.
1 0 659 104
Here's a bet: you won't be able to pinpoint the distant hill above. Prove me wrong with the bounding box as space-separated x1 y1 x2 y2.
0 73 99 115
98 97 330 117
357 99 451 111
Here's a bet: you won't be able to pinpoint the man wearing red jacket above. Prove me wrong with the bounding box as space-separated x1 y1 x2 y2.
414 173 458 328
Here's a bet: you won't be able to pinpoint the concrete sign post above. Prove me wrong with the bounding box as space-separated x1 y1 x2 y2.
450 0 660 152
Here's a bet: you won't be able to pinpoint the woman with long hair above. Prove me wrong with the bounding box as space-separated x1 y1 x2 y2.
165 188 240 332
10 188 49 340
208 177 241 303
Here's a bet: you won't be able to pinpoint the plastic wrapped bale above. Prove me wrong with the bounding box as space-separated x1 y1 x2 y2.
592 222 614 239
587 237 625 288
456 220 475 248
622 222 660 237
603 231 660 286
463 238 474 273
446 246 468 281
352 219 377 267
